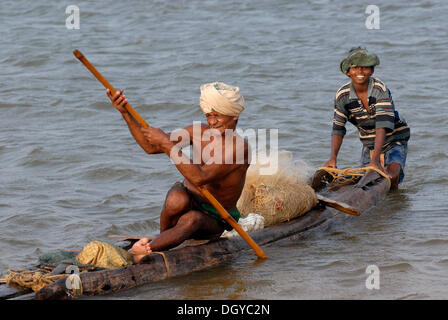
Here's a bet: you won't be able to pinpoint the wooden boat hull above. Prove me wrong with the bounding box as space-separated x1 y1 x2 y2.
1 169 389 300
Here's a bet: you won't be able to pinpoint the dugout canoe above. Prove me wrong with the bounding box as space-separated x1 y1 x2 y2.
1 169 390 300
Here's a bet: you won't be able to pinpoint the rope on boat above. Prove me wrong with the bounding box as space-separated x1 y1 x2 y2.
317 166 391 189
0 253 170 295
0 269 69 292
150 252 171 277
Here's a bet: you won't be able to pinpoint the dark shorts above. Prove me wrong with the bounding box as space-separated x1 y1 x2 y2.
179 181 241 231
361 141 408 184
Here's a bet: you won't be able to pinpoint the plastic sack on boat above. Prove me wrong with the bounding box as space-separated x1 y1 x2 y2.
237 150 318 227
38 241 133 270
221 213 265 238
76 241 133 269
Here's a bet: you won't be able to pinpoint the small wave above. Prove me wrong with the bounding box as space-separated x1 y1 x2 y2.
313 260 350 270
0 103 32 108
330 232 358 242
259 104 292 113
180 62 213 71
428 151 448 159
14 54 49 68
20 146 56 167
106 219 160 236
0 203 10 209
81 166 140 182
135 103 200 125
414 239 448 247
381 262 414 272
50 98 63 107
90 101 114 111
63 221 99 235
138 102 192 113
0 214 22 225
397 293 425 300
100 193 133 205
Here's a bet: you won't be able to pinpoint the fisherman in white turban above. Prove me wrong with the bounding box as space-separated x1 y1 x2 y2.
200 82 245 117
107 82 249 256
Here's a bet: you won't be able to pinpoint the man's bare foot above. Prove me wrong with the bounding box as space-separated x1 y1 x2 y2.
128 238 152 263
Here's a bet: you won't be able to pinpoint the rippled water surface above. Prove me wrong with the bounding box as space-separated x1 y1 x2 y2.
1 0 447 299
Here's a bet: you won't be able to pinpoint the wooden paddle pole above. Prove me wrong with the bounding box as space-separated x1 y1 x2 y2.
73 49 268 259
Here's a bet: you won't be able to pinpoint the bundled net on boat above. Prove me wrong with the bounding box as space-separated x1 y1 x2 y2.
237 150 318 227
311 166 391 191
0 269 68 292
0 241 134 293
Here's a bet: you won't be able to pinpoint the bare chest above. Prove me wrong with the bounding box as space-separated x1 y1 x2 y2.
357 93 370 113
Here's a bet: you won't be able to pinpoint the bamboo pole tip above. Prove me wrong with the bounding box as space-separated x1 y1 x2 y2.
73 49 84 59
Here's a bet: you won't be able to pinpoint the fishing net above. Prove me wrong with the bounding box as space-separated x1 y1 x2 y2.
312 166 391 191
39 250 83 267
0 269 68 292
237 150 318 227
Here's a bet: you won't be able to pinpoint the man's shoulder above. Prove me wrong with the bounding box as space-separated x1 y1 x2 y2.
371 77 389 95
231 132 250 165
335 80 351 103
233 132 249 150
182 122 208 134
233 131 251 146
183 122 208 129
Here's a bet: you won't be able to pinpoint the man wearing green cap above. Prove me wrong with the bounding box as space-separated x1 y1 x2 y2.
324 47 410 189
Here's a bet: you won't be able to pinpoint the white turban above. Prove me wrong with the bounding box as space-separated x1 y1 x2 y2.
199 82 245 116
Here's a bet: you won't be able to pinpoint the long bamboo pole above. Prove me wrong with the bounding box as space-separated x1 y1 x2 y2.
73 50 268 259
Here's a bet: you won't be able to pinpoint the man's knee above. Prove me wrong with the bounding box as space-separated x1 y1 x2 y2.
387 162 401 189
387 162 401 177
177 211 203 230
164 187 190 214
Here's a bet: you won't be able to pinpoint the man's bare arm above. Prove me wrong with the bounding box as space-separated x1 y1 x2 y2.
159 135 248 186
368 128 386 170
324 134 344 168
107 89 164 154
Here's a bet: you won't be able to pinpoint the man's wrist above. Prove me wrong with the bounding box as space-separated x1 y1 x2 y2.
160 140 174 155
371 150 381 163
121 110 130 118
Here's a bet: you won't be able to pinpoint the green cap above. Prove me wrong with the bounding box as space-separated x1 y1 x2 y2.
340 48 380 74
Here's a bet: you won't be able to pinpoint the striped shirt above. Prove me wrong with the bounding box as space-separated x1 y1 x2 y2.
332 77 410 152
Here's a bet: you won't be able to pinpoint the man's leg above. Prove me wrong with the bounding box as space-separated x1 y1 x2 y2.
387 162 401 190
385 142 408 190
159 182 191 232
150 210 224 251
